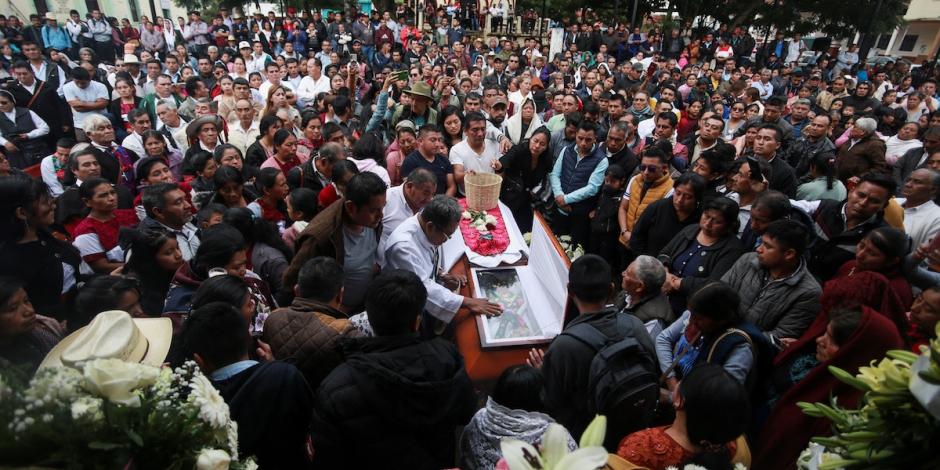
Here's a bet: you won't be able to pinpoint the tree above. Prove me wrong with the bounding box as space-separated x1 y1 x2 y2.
527 0 906 40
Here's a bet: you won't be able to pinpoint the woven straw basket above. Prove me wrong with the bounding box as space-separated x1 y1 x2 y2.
465 173 503 210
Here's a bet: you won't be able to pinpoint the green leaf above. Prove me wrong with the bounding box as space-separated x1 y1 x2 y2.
88 441 123 450
126 429 144 447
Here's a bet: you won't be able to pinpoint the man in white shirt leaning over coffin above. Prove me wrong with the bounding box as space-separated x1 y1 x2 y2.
377 168 438 264
384 195 503 331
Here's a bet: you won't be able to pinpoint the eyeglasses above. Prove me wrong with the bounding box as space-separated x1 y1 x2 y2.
638 164 662 172
434 224 453 240
732 107 745 112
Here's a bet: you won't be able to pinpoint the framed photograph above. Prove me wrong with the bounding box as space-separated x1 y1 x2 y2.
471 266 562 348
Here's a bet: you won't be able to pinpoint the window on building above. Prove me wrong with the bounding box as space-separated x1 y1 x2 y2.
899 35 919 52
876 34 890 50
129 0 140 22
33 0 48 16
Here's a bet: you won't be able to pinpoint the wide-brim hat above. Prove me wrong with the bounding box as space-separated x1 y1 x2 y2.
40 311 171 369
123 54 141 65
406 81 434 101
186 115 222 141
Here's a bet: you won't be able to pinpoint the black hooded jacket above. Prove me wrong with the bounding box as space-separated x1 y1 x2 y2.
311 335 477 469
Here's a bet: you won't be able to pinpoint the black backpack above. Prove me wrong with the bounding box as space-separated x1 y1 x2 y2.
561 314 659 448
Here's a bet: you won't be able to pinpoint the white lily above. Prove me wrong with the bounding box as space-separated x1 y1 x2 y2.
501 415 609 470
540 424 568 468
500 439 544 470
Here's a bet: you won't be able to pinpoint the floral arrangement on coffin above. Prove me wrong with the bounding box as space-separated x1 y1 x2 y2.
500 415 609 470
460 198 510 256
796 321 940 470
522 233 585 261
0 359 256 470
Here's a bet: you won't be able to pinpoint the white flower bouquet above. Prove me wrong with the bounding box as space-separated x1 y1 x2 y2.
500 415 609 470
796 321 940 469
0 360 256 470
522 232 585 261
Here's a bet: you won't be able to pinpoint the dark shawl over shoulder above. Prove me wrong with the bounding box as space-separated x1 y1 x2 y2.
213 361 313 469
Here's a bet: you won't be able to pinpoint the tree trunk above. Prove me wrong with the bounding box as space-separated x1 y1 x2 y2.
729 0 766 29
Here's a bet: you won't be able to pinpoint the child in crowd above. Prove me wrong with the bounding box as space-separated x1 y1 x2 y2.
282 187 319 248
589 164 629 275
318 159 360 211
190 151 218 207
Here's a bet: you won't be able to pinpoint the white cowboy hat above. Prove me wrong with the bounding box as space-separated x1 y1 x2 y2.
39 311 172 369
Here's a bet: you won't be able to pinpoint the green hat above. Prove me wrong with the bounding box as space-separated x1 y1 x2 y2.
406 81 434 101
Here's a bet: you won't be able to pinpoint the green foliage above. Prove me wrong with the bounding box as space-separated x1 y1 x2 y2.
527 0 907 39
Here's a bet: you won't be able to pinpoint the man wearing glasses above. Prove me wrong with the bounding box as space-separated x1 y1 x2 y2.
618 146 674 249
384 195 503 332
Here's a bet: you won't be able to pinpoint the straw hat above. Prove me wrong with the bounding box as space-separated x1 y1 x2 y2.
40 311 172 369
186 115 221 142
406 81 434 101
123 54 141 65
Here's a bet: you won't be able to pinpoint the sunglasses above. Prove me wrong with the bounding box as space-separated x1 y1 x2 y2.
638 164 662 172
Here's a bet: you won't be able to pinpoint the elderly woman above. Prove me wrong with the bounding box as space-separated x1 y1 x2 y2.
659 196 745 316
183 115 222 175
0 89 51 169
502 99 544 145
834 117 887 182
83 114 140 194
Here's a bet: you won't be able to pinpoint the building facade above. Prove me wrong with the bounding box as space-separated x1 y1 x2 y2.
874 0 940 62
5 0 190 25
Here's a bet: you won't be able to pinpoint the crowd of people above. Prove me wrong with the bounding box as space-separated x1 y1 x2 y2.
2 3 940 470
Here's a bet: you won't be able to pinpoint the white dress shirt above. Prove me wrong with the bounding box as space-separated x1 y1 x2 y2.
228 120 261 155
295 74 332 103
378 185 418 265
898 198 940 248
384 215 464 323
